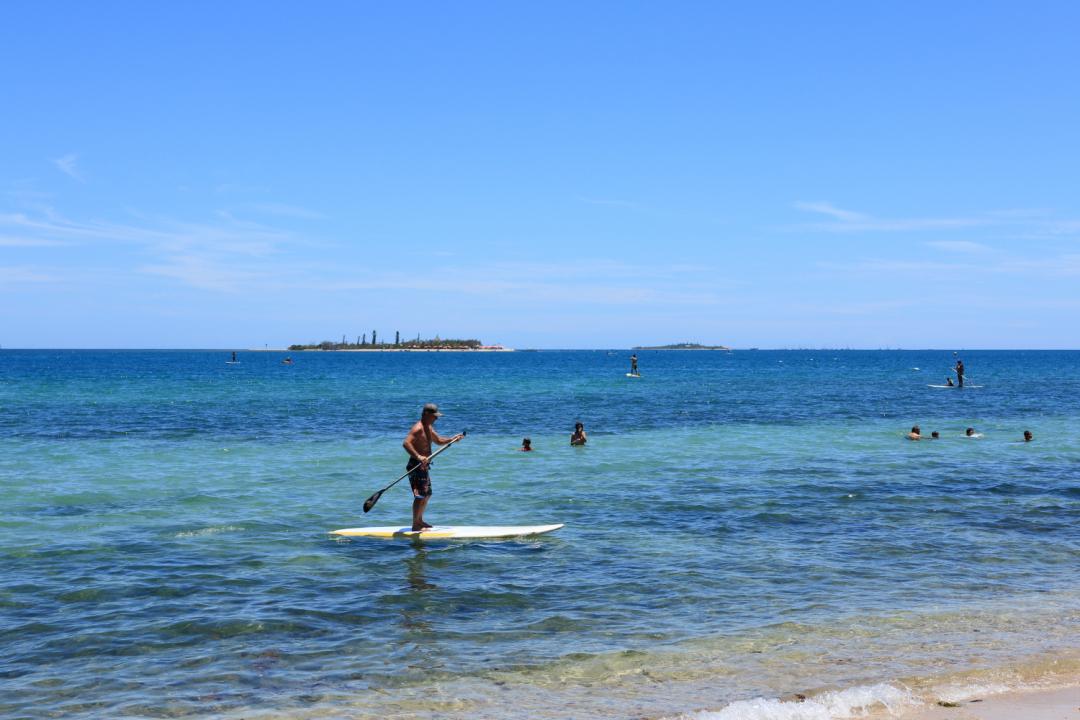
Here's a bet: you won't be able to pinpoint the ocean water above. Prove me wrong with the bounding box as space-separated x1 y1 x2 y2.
0 349 1077 720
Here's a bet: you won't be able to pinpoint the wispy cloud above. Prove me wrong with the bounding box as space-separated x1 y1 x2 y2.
0 210 289 257
1005 254 1080 277
311 260 730 306
0 205 303 293
0 266 55 284
820 251 1080 278
53 154 84 182
793 201 868 223
1040 220 1080 236
798 299 920 316
793 201 988 232
139 255 264 292
243 202 326 220
924 240 992 253
0 235 69 247
1 198 745 304
818 259 983 274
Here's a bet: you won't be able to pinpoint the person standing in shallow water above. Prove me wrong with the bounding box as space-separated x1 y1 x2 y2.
402 403 465 532
570 422 587 446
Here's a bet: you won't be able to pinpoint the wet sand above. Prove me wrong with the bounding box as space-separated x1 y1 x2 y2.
888 685 1079 720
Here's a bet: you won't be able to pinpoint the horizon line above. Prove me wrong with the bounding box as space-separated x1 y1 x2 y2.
2 347 1079 352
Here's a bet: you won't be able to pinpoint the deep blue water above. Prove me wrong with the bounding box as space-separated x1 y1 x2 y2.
0 350 1077 719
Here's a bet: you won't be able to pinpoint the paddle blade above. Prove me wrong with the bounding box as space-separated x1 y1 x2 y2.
363 489 383 513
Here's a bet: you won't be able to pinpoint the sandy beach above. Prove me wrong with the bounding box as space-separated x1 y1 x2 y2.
678 682 1080 720
889 685 1079 720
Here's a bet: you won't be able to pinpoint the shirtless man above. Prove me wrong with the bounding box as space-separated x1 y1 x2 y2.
906 425 922 441
402 403 465 531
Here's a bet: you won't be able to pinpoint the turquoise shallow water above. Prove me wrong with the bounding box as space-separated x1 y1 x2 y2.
0 349 1078 719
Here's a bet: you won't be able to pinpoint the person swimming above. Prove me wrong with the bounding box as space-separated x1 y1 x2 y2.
570 422 587 446
520 437 532 451
930 431 940 439
1023 430 1033 442
906 425 922 441
965 427 982 438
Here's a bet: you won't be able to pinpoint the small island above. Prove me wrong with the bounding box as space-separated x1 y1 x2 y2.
633 342 731 351
289 332 511 352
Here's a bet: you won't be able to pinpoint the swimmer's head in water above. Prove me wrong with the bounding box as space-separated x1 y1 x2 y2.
1023 430 1033 441
966 427 975 436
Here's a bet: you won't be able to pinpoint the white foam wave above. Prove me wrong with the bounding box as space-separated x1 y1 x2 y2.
932 682 1011 704
671 683 917 720
174 525 243 538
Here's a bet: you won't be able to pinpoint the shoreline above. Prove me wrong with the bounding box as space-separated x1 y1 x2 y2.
887 684 1079 720
674 669 1080 720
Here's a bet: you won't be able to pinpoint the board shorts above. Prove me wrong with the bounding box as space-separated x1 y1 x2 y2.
406 457 432 498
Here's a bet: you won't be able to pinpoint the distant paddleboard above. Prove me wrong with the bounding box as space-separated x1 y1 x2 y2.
626 373 641 378
226 361 240 365
330 524 564 540
928 384 983 388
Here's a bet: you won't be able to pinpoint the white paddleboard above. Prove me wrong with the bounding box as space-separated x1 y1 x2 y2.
330 524 564 539
928 384 983 388
226 361 240 365
626 373 641 378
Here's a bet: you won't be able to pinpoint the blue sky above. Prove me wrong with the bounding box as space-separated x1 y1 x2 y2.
2 2 1079 349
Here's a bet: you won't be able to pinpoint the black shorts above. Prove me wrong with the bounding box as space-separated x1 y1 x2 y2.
406 457 432 498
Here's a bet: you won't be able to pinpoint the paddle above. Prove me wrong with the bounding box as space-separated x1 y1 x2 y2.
362 431 466 513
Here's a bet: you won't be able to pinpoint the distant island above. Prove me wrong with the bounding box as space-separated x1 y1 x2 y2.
633 342 731 351
289 333 511 352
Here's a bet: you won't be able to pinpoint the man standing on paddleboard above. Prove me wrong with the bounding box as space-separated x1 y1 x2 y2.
955 358 965 388
403 403 465 532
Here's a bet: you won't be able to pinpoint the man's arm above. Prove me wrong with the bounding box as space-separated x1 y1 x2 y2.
431 430 465 446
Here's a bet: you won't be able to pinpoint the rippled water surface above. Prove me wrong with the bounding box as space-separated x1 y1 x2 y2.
1 349 1077 719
